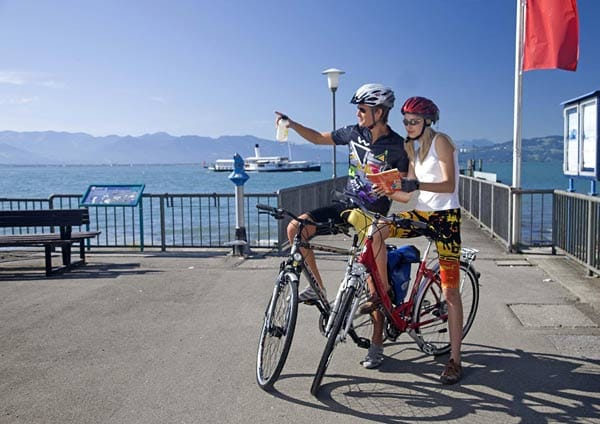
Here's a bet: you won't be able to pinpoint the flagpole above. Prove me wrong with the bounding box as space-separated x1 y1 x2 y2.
511 0 525 252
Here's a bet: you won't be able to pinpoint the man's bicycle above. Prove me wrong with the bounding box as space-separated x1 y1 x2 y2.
310 208 480 396
255 203 372 391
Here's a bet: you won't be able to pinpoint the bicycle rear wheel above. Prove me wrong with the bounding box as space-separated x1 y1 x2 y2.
412 262 479 355
310 286 356 397
256 272 299 391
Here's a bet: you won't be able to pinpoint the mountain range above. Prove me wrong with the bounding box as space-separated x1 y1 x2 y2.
0 131 563 165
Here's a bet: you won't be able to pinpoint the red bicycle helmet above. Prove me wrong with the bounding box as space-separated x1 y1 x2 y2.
401 96 439 123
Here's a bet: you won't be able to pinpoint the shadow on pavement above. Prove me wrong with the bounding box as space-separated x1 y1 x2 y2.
0 262 158 281
267 344 600 423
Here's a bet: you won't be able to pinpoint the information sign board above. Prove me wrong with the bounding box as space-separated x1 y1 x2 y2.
80 184 145 207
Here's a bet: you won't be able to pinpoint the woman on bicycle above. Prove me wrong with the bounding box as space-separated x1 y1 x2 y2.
365 96 464 385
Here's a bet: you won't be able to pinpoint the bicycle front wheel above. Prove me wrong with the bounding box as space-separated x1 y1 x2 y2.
412 262 479 355
310 286 356 397
349 288 373 348
256 272 299 391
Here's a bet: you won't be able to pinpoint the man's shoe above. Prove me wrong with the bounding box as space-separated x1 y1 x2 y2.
361 344 384 369
298 285 323 303
440 359 462 384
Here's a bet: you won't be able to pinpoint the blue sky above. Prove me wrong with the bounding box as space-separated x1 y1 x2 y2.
0 0 598 144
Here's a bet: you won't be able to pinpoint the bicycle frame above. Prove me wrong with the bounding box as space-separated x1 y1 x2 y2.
259 203 352 322
323 235 362 332
320 233 373 349
360 218 480 347
359 233 439 334
281 222 338 316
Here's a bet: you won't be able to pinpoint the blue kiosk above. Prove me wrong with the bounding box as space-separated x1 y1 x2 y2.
562 91 600 195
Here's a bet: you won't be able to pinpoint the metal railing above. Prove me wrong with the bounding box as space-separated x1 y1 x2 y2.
459 177 511 245
459 176 554 250
459 175 598 276
553 190 600 276
0 176 345 251
1 193 278 250
276 176 348 253
2 176 598 276
517 188 555 248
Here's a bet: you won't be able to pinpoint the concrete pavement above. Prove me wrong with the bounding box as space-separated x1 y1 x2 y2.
1 217 599 424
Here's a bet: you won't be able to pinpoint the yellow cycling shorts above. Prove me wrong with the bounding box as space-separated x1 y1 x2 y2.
389 208 462 289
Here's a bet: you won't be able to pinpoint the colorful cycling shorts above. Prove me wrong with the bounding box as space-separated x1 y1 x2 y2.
390 208 462 289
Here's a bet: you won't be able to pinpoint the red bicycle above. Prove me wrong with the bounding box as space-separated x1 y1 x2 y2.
311 208 480 396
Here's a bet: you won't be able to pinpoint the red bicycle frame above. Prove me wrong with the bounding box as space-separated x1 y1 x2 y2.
358 233 444 333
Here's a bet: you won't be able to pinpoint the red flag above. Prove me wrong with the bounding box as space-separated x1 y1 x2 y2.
523 0 579 71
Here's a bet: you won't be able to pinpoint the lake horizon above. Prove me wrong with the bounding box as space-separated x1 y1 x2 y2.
1 160 595 199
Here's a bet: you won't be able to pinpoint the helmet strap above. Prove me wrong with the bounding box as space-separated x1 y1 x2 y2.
367 109 378 130
367 106 387 130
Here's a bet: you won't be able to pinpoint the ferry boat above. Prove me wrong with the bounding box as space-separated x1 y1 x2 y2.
209 144 321 172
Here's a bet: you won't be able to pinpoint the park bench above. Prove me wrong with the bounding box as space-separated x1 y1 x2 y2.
0 209 100 276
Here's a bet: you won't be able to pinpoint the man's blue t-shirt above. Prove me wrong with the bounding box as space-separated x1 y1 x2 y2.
332 124 408 215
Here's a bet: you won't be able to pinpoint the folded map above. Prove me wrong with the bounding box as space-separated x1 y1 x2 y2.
366 168 403 193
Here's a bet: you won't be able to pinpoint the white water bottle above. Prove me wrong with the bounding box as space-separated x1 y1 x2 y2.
276 117 289 142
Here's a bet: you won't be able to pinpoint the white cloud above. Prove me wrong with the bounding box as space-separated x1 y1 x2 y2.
0 71 27 85
0 71 64 88
0 96 39 105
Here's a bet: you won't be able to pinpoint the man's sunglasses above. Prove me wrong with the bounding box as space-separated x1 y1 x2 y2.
403 118 423 126
357 106 369 114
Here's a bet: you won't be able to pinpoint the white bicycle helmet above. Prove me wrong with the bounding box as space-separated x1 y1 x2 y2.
350 84 395 109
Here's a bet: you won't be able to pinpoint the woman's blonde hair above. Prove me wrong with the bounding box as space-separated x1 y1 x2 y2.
405 127 455 163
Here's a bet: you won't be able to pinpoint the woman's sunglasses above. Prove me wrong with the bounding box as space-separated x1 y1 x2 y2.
403 118 423 126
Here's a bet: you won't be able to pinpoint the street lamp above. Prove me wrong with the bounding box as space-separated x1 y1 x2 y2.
322 68 345 179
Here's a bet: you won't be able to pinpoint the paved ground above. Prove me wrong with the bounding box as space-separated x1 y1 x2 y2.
1 217 599 424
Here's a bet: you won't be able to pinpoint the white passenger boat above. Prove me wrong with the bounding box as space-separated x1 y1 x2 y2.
209 144 321 172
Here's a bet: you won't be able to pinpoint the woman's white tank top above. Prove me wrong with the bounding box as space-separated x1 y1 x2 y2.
414 134 461 211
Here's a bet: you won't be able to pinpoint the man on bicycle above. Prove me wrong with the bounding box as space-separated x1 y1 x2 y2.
275 83 408 308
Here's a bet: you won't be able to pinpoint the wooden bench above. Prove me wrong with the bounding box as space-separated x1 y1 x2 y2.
0 209 101 276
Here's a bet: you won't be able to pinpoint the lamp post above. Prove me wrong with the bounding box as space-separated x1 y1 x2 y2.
322 68 345 179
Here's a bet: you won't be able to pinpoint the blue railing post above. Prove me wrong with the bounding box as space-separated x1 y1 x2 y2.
228 154 250 256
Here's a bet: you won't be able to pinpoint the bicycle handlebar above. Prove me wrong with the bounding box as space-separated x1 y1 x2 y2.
380 215 440 240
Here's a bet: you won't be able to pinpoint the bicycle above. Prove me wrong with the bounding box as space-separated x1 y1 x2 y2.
310 208 480 396
255 203 372 391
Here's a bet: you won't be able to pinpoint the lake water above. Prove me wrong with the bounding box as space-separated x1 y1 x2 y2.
0 160 594 198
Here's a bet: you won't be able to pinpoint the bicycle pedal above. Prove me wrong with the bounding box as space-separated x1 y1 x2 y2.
356 337 370 349
385 327 400 341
